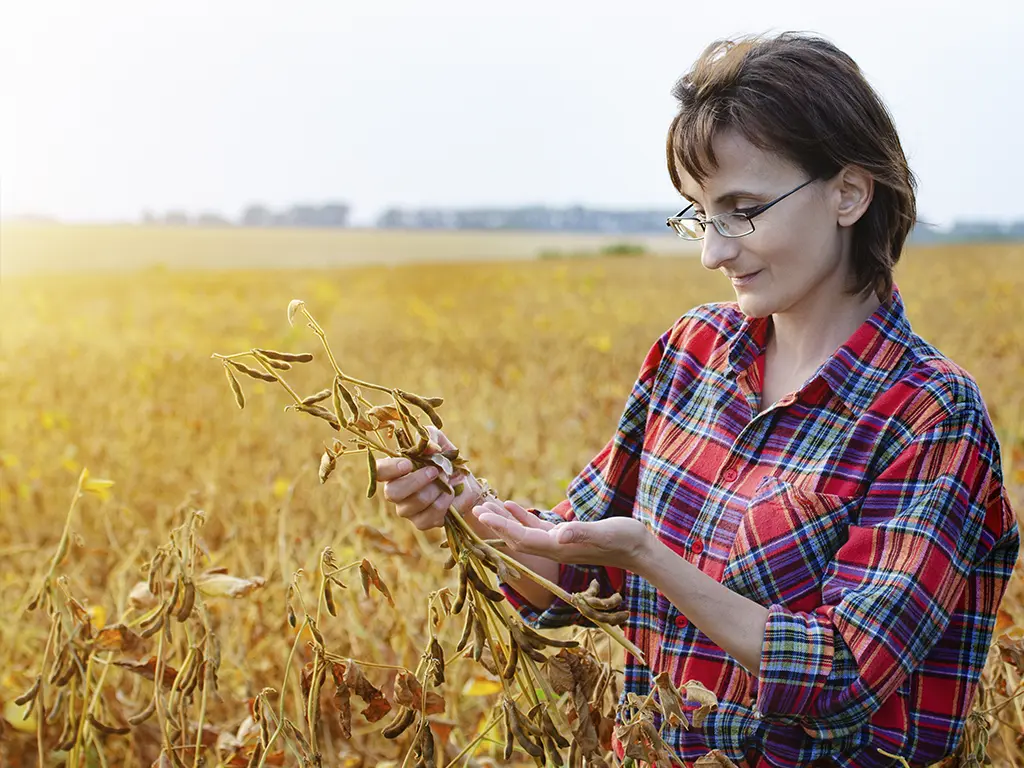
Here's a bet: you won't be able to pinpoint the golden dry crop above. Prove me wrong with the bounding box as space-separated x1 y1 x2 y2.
0 229 1022 767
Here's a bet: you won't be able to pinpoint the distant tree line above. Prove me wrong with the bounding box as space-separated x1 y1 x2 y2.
375 205 673 234
5 204 1024 243
140 203 350 228
375 207 1024 242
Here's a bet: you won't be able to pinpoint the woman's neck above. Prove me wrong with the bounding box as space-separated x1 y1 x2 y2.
766 280 882 376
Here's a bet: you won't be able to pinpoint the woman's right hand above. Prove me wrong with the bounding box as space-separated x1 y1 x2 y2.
375 426 486 531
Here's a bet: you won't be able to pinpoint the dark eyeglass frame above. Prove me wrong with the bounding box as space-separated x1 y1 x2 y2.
666 177 817 239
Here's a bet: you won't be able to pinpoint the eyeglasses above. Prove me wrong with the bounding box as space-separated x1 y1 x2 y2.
666 177 817 240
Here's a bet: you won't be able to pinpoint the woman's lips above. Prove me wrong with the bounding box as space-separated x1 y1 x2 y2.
730 270 761 286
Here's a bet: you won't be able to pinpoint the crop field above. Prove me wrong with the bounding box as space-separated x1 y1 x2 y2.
1 229 1022 767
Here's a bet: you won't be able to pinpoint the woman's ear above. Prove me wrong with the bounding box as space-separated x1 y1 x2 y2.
836 166 874 227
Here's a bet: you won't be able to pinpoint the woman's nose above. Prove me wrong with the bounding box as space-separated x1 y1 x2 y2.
699 224 741 272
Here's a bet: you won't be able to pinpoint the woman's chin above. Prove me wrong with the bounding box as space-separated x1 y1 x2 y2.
735 293 772 319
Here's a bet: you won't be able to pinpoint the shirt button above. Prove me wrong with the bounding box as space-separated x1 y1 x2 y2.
690 539 704 555
674 615 689 628
723 468 738 482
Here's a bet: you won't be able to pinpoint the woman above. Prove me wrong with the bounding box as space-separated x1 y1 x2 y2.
375 33 1020 768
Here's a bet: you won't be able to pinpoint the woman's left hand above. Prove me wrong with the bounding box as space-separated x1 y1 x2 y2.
472 499 653 573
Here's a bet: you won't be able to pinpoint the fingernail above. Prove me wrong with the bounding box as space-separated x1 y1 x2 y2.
398 459 413 473
427 466 438 479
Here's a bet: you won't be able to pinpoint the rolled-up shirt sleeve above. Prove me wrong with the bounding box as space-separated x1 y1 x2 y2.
756 402 1019 741
500 320 677 628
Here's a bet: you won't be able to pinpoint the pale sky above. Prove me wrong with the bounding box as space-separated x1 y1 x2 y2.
2 0 1022 227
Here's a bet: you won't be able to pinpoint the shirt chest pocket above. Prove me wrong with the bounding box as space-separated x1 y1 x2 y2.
721 477 861 609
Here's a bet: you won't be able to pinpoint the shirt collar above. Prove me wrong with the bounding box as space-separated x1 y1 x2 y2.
725 282 913 417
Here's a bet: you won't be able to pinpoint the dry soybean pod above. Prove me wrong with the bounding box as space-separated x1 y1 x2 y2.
336 379 360 422
515 622 579 649
471 609 487 662
319 451 337 484
263 357 292 371
14 675 41 706
381 706 416 739
502 700 515 761
256 348 314 363
88 714 131 735
331 377 349 427
396 389 444 429
452 562 469 614
297 403 341 431
45 688 66 724
428 637 446 685
581 592 623 611
365 448 377 498
455 610 475 653
465 564 506 603
417 719 436 765
224 365 245 409
301 389 332 406
503 698 544 759
227 359 278 382
174 579 195 622
128 697 156 726
324 579 337 617
500 634 519 680
508 626 548 662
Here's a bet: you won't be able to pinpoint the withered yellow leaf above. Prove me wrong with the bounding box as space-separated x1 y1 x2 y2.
195 573 266 599
461 676 503 696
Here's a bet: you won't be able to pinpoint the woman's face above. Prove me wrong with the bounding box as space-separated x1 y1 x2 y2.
675 129 856 319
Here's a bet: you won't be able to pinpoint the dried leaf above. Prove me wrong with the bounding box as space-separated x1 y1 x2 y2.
287 300 305 326
335 683 353 739
82 476 115 501
113 657 179 689
128 581 159 611
427 453 453 476
342 663 392 723
694 749 741 767
461 676 503 697
653 671 689 729
544 652 575 695
997 631 1024 675
94 623 142 653
195 573 266 598
682 679 719 729
366 404 401 424
394 672 446 715
359 559 394 607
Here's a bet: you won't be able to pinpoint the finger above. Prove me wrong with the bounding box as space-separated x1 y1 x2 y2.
503 500 555 531
376 457 415 482
554 522 588 545
409 491 454 530
434 428 457 452
451 474 479 512
476 511 559 555
384 465 440 504
426 425 459 455
406 480 446 516
472 499 514 523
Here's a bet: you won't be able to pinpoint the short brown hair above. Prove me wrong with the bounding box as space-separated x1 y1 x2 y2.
666 32 917 301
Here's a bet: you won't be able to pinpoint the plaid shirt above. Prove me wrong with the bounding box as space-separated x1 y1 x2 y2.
501 284 1019 768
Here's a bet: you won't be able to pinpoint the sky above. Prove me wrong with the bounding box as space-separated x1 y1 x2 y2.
2 0 1022 227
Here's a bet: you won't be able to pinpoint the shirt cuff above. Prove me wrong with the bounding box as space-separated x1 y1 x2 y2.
756 603 836 721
